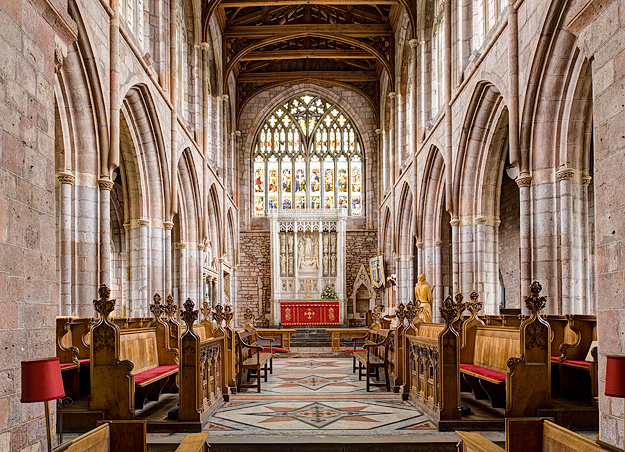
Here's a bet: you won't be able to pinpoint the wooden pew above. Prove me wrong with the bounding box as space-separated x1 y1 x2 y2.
178 299 226 423
353 328 394 392
326 328 369 352
235 330 274 392
557 314 598 400
242 308 294 352
460 282 552 417
456 417 604 452
54 421 209 452
406 296 462 424
90 287 179 419
56 317 94 398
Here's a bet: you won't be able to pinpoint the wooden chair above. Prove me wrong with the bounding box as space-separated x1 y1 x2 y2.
353 329 393 392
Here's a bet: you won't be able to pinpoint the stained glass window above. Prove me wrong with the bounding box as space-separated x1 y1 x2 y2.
253 94 363 216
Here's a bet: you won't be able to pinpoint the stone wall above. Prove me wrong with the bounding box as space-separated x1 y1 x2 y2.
0 0 75 450
236 231 271 327
346 230 380 305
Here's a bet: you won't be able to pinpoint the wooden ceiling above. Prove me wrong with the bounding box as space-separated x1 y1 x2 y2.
204 0 407 119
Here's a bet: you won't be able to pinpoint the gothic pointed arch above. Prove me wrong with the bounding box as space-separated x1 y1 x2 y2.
252 94 364 217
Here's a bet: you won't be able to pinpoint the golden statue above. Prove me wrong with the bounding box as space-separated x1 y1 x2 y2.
415 274 433 323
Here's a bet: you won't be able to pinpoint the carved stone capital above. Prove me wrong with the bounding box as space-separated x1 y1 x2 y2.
388 92 396 99
235 130 242 137
516 176 532 188
222 94 230 101
474 215 487 225
56 171 75 185
582 176 592 187
556 168 575 181
175 242 188 249
416 241 424 249
449 218 460 227
138 219 150 227
98 178 114 191
163 221 174 230
434 240 444 247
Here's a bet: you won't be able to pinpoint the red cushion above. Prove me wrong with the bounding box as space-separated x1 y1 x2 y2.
345 349 366 353
562 359 591 368
79 358 90 365
255 346 289 353
134 365 178 385
60 362 77 370
550 356 559 362
460 364 506 382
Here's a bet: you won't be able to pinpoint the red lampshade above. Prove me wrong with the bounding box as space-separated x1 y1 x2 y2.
21 358 65 403
605 354 625 398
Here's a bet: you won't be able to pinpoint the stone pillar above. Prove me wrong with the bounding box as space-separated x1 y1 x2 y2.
99 178 114 288
451 218 460 294
58 171 75 315
375 128 382 232
216 95 223 177
123 221 131 316
416 241 424 274
434 239 444 321
164 220 174 294
178 241 187 303
420 40 430 133
138 218 150 315
221 94 229 180
517 175 532 312
581 175 593 314
557 168 575 314
389 92 397 263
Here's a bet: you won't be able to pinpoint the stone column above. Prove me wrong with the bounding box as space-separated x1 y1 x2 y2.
517 175 532 312
557 168 575 314
389 92 397 262
420 40 430 135
451 218 460 294
58 171 75 315
416 241 424 274
123 221 131 316
581 175 592 313
434 239 443 321
164 220 174 295
375 128 382 232
458 0 472 83
178 241 187 303
138 218 150 315
216 95 223 177
99 178 114 288
221 94 229 180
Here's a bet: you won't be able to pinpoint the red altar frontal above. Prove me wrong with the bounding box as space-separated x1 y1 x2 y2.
280 301 340 326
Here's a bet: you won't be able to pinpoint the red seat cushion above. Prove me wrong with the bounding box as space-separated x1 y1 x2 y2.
79 358 91 365
60 362 77 370
261 346 289 353
345 349 366 353
134 365 178 385
550 356 559 362
562 359 591 368
460 364 506 382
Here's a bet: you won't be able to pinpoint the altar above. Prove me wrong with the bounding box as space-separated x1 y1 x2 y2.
269 209 347 326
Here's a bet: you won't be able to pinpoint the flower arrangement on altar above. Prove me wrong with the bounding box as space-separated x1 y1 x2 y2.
320 284 337 300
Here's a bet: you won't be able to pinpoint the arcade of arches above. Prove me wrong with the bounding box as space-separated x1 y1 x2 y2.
2 0 625 450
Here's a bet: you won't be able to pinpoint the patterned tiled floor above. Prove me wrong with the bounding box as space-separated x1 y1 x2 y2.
204 358 435 435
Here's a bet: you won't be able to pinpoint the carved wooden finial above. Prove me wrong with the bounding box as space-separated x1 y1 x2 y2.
244 308 254 326
466 291 482 317
224 306 234 327
212 305 225 327
150 293 166 320
94 284 116 318
165 294 176 320
524 281 546 315
371 305 382 328
180 298 198 328
395 303 406 324
440 295 460 326
201 301 212 322
454 293 466 322
404 301 417 324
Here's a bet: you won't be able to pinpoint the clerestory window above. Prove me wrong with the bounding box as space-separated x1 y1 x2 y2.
253 94 363 217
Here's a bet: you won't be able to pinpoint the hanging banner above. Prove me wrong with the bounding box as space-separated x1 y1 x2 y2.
369 255 385 288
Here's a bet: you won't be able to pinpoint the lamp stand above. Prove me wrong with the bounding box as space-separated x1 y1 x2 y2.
44 400 52 452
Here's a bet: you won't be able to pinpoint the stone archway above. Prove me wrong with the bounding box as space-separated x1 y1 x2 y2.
349 264 376 326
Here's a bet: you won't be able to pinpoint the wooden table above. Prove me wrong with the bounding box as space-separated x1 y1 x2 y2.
325 328 369 351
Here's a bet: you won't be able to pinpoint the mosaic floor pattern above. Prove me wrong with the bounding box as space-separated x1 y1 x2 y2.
204 358 433 435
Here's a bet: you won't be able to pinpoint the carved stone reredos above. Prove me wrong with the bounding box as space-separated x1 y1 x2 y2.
180 298 198 327
94 284 116 318
524 281 546 315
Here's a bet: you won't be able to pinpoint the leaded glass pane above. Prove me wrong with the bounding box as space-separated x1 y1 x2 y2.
253 94 363 216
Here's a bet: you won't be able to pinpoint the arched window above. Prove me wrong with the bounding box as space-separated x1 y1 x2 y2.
253 95 363 217
473 0 505 50
431 2 445 115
